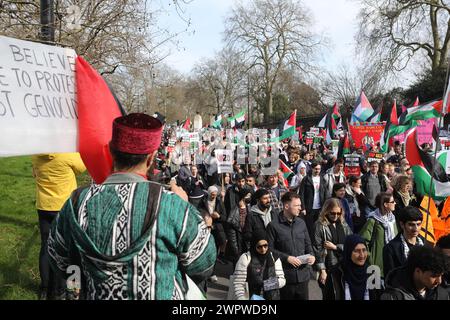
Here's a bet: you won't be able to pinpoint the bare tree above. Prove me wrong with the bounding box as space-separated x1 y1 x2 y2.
0 0 193 74
356 0 450 74
319 63 387 115
224 0 321 121
192 48 247 115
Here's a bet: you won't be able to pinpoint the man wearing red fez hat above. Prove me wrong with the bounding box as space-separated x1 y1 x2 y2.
47 113 217 300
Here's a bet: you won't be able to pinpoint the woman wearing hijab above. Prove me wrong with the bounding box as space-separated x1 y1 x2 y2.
232 230 285 300
198 185 227 270
313 198 353 299
359 192 398 279
324 234 375 300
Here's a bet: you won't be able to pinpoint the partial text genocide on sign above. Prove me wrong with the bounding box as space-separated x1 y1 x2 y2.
0 36 77 156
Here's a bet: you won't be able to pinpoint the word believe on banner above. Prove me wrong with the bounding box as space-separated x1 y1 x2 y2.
0 36 77 156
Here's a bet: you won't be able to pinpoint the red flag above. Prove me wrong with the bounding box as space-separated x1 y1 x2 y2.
412 97 420 107
390 100 399 126
76 57 124 184
405 128 424 168
296 126 303 140
182 118 191 130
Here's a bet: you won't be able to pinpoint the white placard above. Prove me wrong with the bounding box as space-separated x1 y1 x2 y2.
0 36 77 156
331 140 339 158
215 149 233 174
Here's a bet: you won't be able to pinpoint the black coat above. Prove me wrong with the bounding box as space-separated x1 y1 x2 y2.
344 190 370 234
242 206 277 244
383 234 432 279
266 212 313 284
298 174 325 214
323 265 377 300
224 185 241 216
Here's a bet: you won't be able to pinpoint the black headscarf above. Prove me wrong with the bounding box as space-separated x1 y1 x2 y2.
342 234 369 300
248 230 279 300
249 230 273 265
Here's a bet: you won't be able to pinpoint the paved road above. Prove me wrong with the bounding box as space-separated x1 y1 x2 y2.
206 260 322 300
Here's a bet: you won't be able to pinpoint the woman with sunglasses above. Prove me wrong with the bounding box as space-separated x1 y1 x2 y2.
232 230 285 300
323 234 375 300
313 198 352 299
359 192 398 280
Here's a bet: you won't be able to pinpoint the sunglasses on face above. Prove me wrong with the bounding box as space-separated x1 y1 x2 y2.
329 211 341 216
257 244 269 249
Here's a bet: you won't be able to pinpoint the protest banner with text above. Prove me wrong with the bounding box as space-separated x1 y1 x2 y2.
0 36 78 156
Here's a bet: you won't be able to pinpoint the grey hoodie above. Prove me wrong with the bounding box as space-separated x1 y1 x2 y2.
250 204 273 227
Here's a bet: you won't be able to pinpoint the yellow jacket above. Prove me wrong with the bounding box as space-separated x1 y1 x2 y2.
32 153 86 211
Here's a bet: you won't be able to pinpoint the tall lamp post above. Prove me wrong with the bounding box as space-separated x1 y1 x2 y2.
40 0 55 42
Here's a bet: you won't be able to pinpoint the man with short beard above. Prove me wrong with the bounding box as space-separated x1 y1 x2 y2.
243 189 276 246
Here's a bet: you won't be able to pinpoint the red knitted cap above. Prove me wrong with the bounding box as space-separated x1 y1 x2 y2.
110 113 163 154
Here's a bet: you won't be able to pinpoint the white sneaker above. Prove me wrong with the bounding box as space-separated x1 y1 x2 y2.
209 275 218 283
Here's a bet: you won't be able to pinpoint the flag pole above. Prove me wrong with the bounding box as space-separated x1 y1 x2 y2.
423 57 450 243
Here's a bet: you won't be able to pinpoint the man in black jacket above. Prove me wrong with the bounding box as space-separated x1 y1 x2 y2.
242 188 277 249
298 161 324 241
224 173 246 218
383 206 429 278
267 192 315 300
381 246 449 300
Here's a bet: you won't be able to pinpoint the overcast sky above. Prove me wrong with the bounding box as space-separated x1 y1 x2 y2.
159 0 360 74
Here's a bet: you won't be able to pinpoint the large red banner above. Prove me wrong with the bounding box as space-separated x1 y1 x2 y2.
349 122 386 151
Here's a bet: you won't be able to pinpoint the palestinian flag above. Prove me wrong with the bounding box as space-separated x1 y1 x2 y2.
212 114 223 129
431 124 442 152
367 104 382 123
76 56 125 184
228 110 246 128
351 91 375 124
405 128 450 200
380 100 418 153
399 99 442 124
272 110 297 141
337 132 350 159
419 196 437 244
181 118 191 130
317 113 327 128
279 159 294 187
325 107 338 144
331 103 341 120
